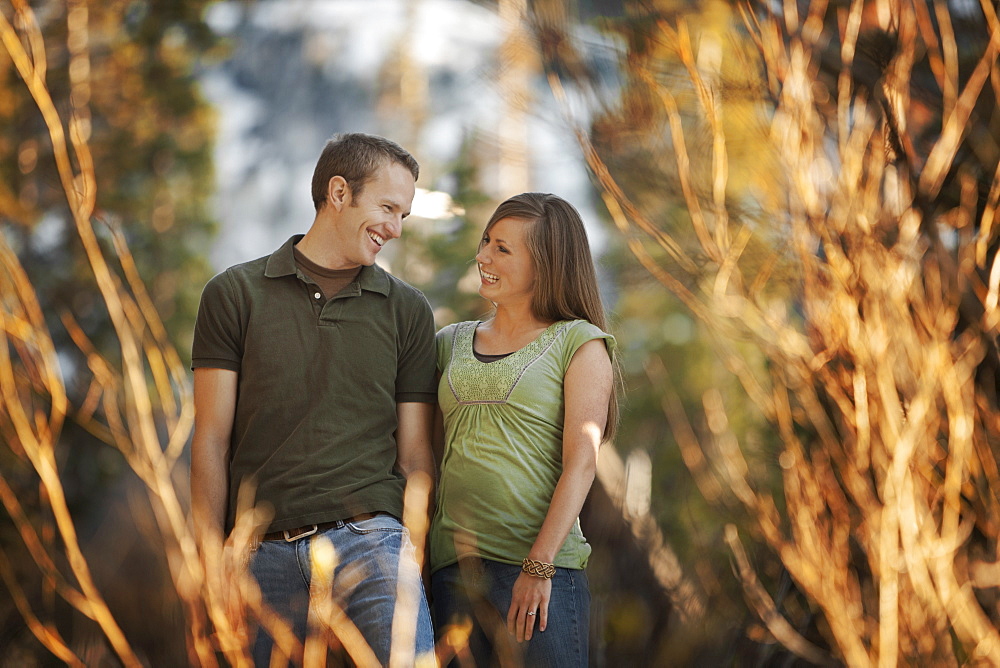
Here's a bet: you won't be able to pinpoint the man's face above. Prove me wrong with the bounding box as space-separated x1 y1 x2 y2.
327 161 415 268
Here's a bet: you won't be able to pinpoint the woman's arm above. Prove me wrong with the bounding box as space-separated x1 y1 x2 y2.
507 338 613 642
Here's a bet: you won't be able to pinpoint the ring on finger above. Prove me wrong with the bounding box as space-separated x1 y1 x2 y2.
526 611 537 616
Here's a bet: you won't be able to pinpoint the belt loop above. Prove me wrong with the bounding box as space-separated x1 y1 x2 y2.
283 524 318 542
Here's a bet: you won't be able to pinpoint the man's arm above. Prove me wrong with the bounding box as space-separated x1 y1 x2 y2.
395 401 436 483
191 367 238 549
395 401 436 535
431 373 445 469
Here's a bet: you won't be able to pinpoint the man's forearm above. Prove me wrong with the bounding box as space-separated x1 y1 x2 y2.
395 401 436 531
191 367 238 548
191 438 229 547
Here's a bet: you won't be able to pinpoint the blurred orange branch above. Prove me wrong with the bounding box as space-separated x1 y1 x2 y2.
548 0 1000 663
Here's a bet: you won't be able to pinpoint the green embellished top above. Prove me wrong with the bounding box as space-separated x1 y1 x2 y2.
428 319 616 573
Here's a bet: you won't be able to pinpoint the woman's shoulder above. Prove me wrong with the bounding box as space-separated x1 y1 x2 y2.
557 319 616 355
561 318 604 331
560 319 613 339
435 321 480 353
436 320 478 338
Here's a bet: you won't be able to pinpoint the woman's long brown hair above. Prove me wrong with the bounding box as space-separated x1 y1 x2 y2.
482 192 621 442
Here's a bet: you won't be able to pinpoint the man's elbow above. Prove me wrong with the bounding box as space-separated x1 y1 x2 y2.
398 455 435 482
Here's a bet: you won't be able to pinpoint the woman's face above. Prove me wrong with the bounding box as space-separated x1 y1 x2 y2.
474 216 536 308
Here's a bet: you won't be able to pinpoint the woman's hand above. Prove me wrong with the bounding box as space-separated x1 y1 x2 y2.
507 572 552 642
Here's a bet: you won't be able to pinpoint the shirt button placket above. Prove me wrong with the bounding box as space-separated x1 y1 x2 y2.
311 289 324 319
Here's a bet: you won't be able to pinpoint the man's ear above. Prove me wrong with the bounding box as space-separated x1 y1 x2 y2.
327 176 350 211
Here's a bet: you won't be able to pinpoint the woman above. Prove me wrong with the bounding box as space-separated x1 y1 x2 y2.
430 192 618 667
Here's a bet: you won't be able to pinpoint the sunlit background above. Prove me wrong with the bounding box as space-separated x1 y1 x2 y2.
3 0 1000 665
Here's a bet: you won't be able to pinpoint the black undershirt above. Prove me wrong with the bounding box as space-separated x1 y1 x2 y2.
473 350 512 363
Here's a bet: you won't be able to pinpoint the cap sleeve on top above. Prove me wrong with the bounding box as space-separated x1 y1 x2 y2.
435 322 461 374
559 320 615 371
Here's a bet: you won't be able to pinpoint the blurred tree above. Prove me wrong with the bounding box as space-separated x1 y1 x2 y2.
538 0 1000 664
1 0 219 359
0 0 220 662
534 0 801 663
409 136 502 325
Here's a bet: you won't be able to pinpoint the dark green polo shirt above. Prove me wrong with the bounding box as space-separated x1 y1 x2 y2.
192 235 437 533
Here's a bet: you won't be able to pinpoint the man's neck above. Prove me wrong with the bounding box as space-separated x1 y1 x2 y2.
296 226 357 271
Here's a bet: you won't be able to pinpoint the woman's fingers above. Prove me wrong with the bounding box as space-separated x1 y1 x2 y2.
508 602 538 641
506 596 518 634
508 573 552 641
523 605 538 641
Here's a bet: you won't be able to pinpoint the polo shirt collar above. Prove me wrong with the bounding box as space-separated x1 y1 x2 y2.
264 234 391 296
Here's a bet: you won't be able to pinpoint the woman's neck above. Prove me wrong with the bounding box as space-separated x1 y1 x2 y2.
488 303 550 334
476 307 554 355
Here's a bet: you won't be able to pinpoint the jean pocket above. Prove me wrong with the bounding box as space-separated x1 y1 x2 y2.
345 513 405 535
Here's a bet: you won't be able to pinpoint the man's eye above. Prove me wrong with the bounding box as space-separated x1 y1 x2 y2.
383 205 393 212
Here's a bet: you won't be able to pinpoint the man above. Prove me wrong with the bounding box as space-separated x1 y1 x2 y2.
190 133 436 665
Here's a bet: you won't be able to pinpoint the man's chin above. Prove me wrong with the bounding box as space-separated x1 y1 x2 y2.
350 249 378 267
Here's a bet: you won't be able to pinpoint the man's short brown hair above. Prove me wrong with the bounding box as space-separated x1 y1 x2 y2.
310 133 419 211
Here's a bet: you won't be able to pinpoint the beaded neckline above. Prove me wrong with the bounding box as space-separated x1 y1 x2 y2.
447 320 572 404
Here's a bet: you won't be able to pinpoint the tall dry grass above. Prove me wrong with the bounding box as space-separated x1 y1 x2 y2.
549 1 1000 664
0 3 439 665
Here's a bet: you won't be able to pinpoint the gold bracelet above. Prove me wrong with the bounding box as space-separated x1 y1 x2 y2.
521 557 556 580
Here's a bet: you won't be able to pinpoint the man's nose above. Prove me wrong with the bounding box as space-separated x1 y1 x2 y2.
387 215 403 239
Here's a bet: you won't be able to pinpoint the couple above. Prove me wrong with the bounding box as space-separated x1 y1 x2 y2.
190 133 617 667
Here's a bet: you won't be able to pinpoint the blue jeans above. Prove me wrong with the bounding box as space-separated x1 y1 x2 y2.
249 514 434 666
431 558 590 667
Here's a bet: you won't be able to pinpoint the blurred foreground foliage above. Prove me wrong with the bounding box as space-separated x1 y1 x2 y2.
6 0 1000 664
1 0 219 662
541 0 1000 663
1 0 219 355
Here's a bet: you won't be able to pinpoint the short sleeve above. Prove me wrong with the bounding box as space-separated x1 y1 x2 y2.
560 320 615 371
435 323 459 375
191 270 243 371
395 293 438 403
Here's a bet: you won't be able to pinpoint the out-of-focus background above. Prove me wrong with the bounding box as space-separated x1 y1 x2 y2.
3 0 1000 665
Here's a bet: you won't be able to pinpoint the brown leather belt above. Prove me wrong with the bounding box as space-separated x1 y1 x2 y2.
261 512 383 542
